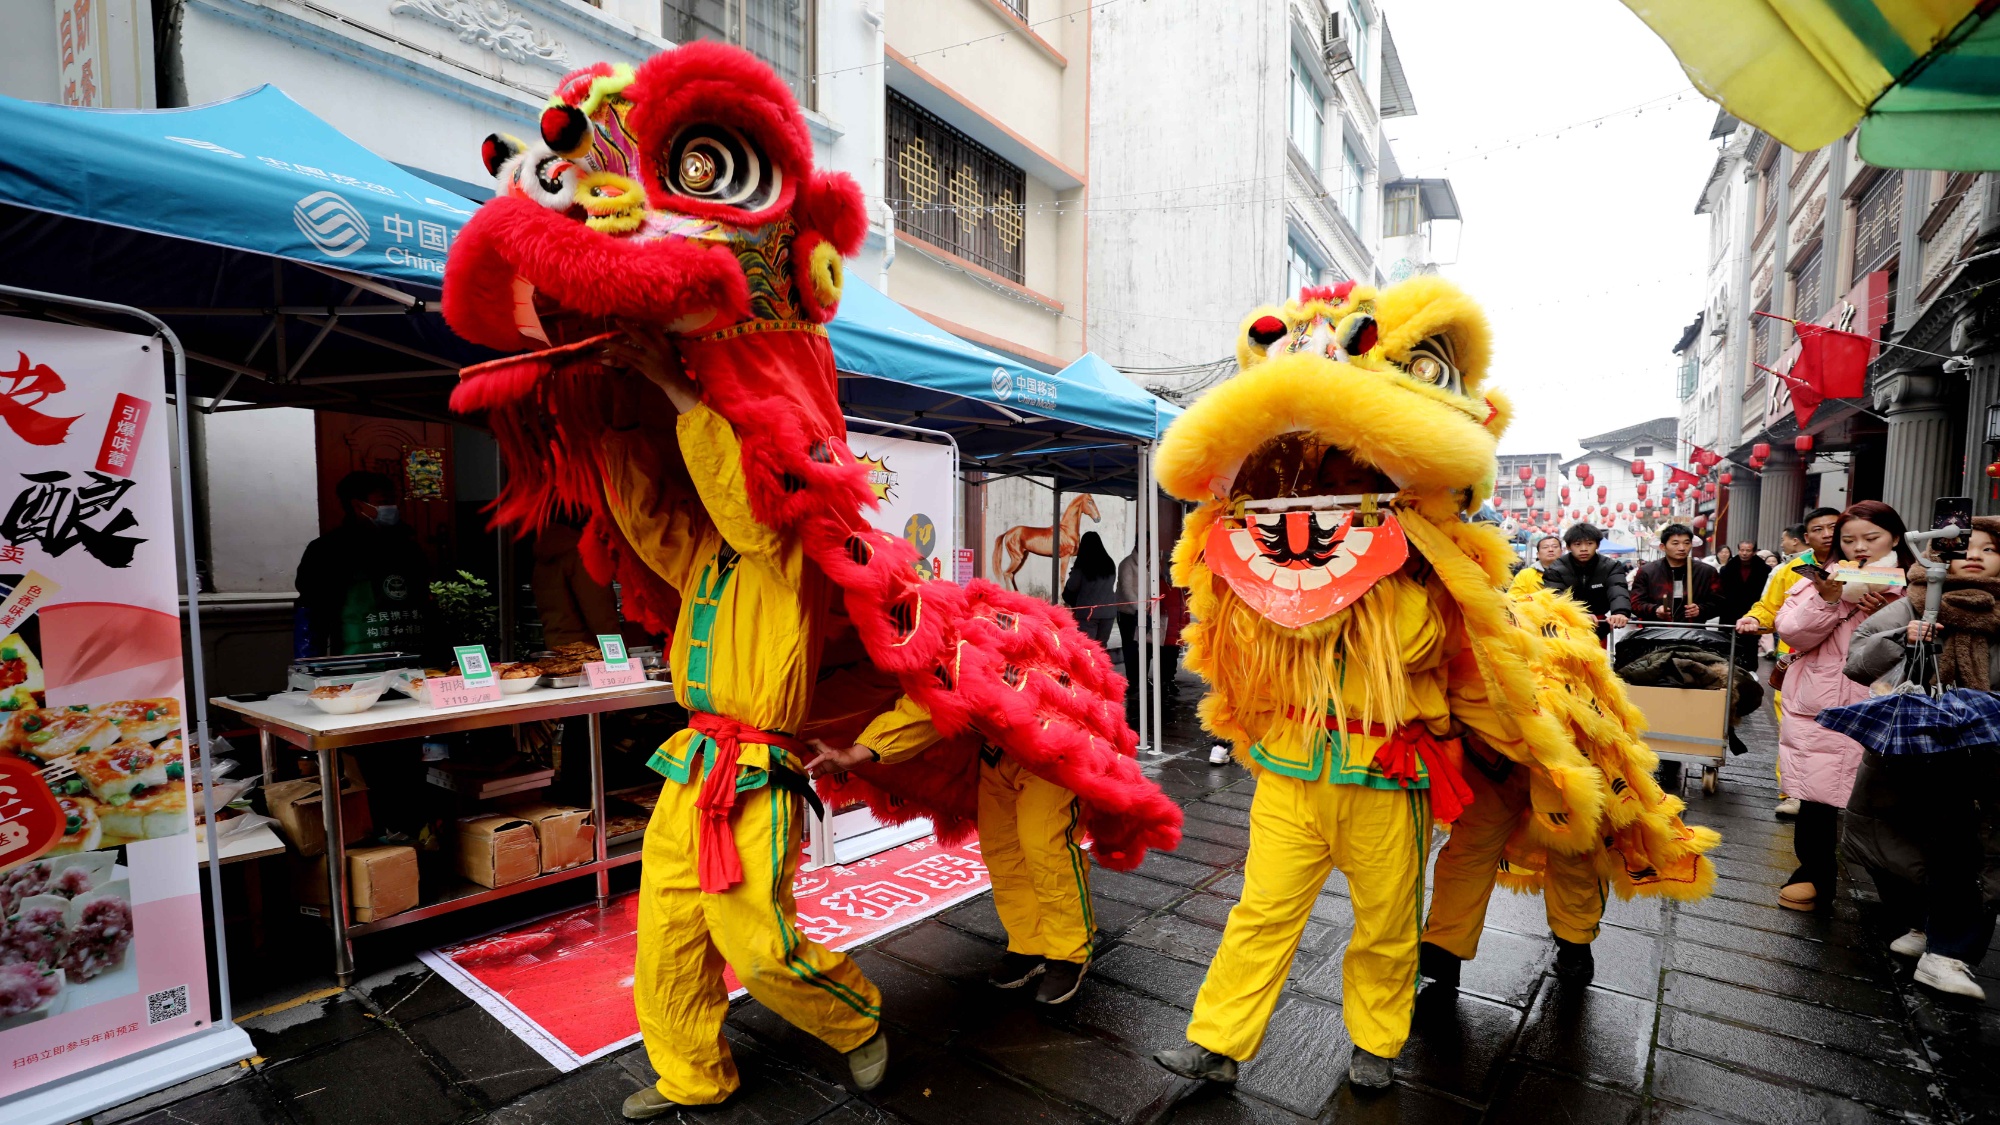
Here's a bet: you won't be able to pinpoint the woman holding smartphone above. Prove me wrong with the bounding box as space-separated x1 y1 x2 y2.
1773 500 1915 911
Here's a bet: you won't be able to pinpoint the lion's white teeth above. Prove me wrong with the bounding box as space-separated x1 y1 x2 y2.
1248 556 1279 580
1270 567 1300 590
1344 529 1374 556
1329 551 1358 577
1230 529 1258 560
1298 567 1332 590
1314 511 1338 531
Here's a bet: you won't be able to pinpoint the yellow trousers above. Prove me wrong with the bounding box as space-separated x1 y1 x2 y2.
633 771 880 1105
1188 774 1430 1061
1423 759 1606 955
979 754 1094 964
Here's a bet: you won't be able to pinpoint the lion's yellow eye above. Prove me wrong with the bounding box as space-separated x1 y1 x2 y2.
1410 356 1446 385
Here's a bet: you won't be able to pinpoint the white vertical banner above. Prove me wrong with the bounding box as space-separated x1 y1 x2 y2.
846 432 956 584
0 317 209 1097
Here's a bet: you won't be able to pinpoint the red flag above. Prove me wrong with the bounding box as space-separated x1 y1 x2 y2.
1758 361 1823 428
1669 465 1700 487
1793 323 1872 400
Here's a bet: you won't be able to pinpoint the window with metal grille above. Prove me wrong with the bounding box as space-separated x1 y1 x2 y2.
1853 172 1902 275
662 1 816 109
1677 354 1698 400
887 90 1028 283
994 0 1028 16
1793 246 1824 323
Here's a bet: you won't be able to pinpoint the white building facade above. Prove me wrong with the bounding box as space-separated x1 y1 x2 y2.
1086 0 1448 379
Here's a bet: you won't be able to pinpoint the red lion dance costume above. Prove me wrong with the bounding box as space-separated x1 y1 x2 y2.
439 45 1179 1111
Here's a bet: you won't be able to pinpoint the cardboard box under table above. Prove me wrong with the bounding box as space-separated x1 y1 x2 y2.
297 845 420 922
212 680 674 985
499 800 595 872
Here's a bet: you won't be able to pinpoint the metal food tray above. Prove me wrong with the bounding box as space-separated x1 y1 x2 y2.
539 672 587 689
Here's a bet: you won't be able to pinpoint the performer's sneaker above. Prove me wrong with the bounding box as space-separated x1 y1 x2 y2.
1153 1042 1238 1083
1554 938 1596 982
1347 1047 1395 1089
1775 796 1801 818
1418 942 1461 989
846 1030 890 1091
1207 743 1231 765
621 1088 713 1120
1890 930 1928 959
989 952 1046 989
1035 958 1089 1005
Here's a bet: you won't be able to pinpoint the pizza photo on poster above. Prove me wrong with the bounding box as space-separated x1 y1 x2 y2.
0 318 207 1095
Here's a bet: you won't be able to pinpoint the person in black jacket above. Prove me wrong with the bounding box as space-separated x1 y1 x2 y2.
294 471 434 658
1542 523 1631 632
1631 523 1723 622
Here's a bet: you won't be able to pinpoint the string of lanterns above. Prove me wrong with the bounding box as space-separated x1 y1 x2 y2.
1500 442 1789 542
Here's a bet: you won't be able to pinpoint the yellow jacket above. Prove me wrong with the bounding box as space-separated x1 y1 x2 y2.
1742 551 1812 633
1239 575 1458 786
1508 566 1544 595
601 405 933 780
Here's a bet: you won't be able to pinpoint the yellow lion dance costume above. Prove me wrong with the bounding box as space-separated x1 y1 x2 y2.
1149 278 1717 1091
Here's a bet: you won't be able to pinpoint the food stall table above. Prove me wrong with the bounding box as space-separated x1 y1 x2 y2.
212 681 674 985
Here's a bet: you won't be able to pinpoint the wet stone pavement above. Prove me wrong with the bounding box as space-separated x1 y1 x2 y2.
93 679 2000 1125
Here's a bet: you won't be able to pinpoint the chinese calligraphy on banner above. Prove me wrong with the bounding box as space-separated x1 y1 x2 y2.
0 317 210 1098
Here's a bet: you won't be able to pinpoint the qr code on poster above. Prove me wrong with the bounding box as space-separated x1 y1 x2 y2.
147 985 189 1025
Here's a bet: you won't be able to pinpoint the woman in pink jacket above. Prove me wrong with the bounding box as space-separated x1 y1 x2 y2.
1773 500 1915 911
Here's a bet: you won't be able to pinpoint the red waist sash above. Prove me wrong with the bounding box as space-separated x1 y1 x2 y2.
1331 718 1474 824
689 712 808 894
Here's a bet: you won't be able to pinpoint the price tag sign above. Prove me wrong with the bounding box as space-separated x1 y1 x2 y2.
584 661 644 688
598 634 630 669
454 644 497 685
427 674 503 709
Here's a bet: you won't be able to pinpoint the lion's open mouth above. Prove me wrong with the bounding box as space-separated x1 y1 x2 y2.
1205 433 1409 628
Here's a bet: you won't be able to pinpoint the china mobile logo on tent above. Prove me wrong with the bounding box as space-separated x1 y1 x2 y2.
293 191 369 258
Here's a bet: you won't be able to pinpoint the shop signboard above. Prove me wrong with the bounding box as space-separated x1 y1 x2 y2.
0 318 211 1096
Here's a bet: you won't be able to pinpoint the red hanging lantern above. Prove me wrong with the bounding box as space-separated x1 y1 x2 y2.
1644 468 1656 482
1795 434 1814 452
1630 458 1646 477
1595 484 1608 502
1517 465 1532 481
1534 475 1546 490
1636 482 1648 498
1693 515 1709 531
1719 472 1733 486
1560 486 1571 502
1985 461 2000 501
1752 442 1771 460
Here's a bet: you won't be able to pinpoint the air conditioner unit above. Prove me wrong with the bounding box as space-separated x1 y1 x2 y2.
1321 11 1354 78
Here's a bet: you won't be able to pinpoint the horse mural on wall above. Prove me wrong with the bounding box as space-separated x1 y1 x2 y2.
992 494 1101 592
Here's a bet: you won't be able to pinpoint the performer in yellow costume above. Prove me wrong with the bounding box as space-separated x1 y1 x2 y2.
1148 279 1719 1093
605 373 915 1106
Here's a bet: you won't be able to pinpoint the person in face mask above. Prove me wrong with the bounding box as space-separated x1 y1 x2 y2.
293 470 435 657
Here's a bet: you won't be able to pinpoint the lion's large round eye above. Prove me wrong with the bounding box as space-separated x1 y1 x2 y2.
663 125 782 212
1410 355 1446 384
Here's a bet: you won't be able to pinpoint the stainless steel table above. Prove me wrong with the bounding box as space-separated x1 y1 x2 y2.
212 681 675 985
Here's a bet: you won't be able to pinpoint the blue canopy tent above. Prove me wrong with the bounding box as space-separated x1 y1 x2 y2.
0 86 487 420
831 276 1176 495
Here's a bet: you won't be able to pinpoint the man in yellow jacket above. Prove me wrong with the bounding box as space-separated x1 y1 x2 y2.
804 714 1099 1005
1732 506 1838 817
606 347 938 1119
1508 534 1562 595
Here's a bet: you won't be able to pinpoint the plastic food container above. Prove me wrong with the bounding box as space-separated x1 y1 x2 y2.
309 677 385 715
288 652 417 694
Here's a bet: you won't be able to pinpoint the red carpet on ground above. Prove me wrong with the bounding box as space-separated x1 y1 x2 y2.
419 836 991 1069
